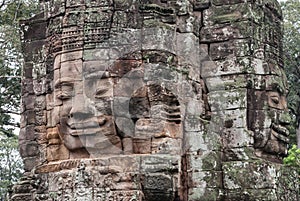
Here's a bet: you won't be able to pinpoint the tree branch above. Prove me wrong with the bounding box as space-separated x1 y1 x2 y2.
0 0 7 10
0 109 20 115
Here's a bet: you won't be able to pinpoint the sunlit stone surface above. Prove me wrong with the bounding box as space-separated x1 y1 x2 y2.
11 0 298 200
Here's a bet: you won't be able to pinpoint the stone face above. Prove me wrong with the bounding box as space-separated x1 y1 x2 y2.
12 0 298 201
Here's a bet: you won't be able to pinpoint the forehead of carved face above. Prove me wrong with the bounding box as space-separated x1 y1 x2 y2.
247 75 290 157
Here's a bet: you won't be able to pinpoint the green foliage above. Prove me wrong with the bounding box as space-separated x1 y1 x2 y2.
283 145 300 178
0 136 23 200
0 0 39 199
281 0 300 146
0 0 39 137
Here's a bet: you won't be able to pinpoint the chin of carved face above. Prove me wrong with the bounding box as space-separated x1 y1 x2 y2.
58 115 120 151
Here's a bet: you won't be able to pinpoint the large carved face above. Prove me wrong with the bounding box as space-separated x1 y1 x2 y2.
49 49 186 159
248 74 291 158
53 57 122 156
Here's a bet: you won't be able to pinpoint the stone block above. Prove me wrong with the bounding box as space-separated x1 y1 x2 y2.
112 10 142 29
218 108 247 129
188 171 223 189
35 126 48 144
110 59 142 78
112 97 131 118
46 144 70 162
35 110 47 126
122 137 133 154
143 63 178 83
201 21 255 42
132 138 151 154
24 110 36 125
60 60 83 79
211 0 247 6
143 173 173 191
223 160 279 190
184 117 203 132
115 117 135 137
23 40 45 61
225 189 277 200
143 190 175 201
176 33 200 67
177 80 201 99
186 151 222 171
46 107 60 128
140 155 180 173
33 79 47 95
21 78 34 95
23 62 33 79
223 147 256 161
141 27 176 54
204 3 263 25
183 131 207 152
22 95 35 111
19 125 35 141
23 157 38 172
19 142 39 158
193 0 210 11
113 77 145 97
222 128 254 148
188 187 222 201
207 89 247 111
151 137 182 155
176 12 202 35
209 39 251 60
108 156 140 173
201 57 250 78
34 95 46 111
205 74 250 91
202 130 222 151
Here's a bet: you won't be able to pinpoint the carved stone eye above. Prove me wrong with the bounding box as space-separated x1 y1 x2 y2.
271 96 280 104
95 88 108 98
56 92 72 100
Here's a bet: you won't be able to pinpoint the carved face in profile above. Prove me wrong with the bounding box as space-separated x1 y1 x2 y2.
248 74 291 158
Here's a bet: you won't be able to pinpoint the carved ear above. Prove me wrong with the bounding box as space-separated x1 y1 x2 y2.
56 124 64 142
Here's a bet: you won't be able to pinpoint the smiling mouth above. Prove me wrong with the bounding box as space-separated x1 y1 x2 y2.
67 117 108 136
271 123 289 142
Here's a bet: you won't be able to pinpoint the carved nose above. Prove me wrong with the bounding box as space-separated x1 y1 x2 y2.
69 94 93 119
278 112 291 125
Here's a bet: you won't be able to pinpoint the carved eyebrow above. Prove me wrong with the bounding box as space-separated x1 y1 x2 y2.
54 77 74 88
271 83 285 94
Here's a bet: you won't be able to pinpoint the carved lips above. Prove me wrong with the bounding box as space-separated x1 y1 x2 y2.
271 123 289 143
66 116 107 136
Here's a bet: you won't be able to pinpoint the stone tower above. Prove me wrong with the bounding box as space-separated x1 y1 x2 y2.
11 0 298 200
